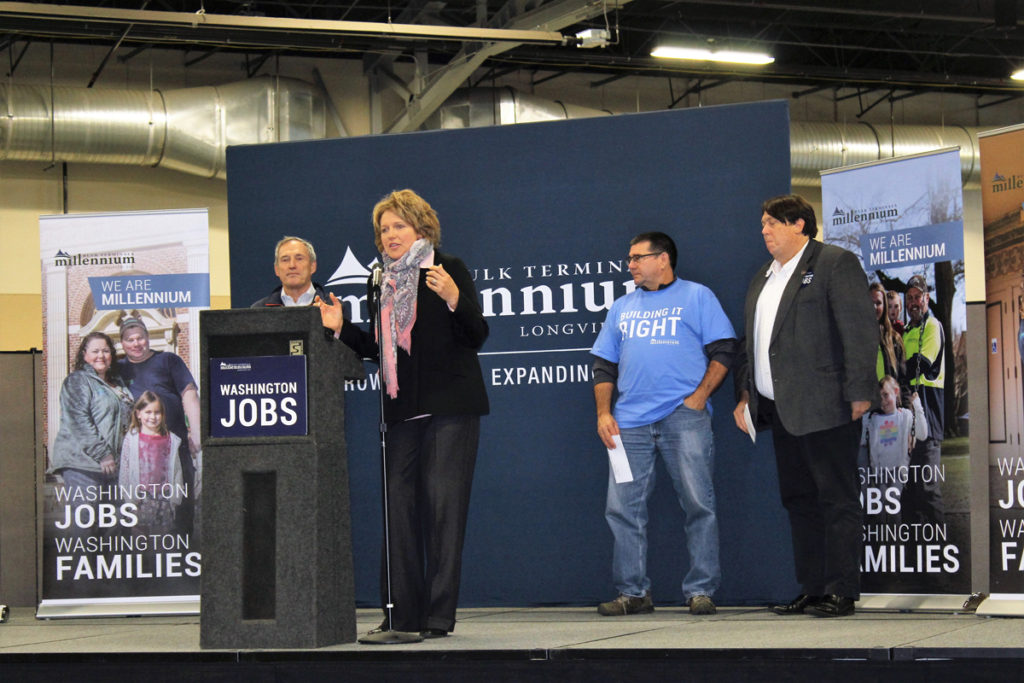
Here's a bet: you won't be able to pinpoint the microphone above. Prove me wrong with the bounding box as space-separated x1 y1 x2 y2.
371 263 383 303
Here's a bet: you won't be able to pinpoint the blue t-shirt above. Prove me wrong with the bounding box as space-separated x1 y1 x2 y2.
591 279 735 428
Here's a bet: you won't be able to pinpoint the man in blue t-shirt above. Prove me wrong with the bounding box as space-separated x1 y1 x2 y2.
591 232 736 617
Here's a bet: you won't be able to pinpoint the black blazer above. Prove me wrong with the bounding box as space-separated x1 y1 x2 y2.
734 240 878 436
340 250 490 424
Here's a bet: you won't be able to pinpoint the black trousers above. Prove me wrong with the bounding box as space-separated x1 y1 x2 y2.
761 396 863 599
381 414 480 632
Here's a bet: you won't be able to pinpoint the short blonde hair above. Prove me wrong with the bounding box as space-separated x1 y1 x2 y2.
371 189 441 254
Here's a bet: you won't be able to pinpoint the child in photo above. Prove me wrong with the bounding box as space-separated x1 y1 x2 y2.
119 391 184 534
860 375 928 472
859 375 928 522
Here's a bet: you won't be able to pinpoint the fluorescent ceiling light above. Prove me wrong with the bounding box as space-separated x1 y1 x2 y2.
651 46 774 65
1012 69 1024 81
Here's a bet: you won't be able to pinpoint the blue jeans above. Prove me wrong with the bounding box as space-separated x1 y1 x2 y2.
606 402 719 600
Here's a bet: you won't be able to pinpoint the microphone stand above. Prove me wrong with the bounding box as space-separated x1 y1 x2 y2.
359 268 422 645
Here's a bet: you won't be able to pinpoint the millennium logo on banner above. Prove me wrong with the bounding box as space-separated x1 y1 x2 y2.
991 172 1024 193
53 249 135 267
830 203 899 227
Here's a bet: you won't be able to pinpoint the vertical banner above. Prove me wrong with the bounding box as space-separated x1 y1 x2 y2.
980 124 1024 609
822 149 970 597
38 209 210 617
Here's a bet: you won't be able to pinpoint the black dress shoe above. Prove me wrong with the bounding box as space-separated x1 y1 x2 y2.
807 594 855 617
770 594 822 615
420 628 448 639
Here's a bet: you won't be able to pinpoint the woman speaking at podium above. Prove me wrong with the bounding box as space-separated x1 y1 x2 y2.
317 189 489 639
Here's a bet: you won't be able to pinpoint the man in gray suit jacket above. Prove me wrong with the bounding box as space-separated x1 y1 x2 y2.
733 195 877 618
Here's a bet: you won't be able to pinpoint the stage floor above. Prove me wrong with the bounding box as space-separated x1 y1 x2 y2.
4 605 1024 680
4 604 1024 653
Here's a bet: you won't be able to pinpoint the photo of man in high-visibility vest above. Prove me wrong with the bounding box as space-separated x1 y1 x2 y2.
902 273 945 526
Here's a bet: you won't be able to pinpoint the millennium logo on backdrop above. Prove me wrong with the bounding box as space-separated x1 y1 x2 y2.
327 245 634 390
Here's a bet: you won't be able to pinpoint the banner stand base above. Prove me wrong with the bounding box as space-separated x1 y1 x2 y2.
856 593 975 613
976 595 1024 617
36 596 199 619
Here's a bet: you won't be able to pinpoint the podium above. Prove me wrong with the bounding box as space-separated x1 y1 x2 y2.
198 307 364 649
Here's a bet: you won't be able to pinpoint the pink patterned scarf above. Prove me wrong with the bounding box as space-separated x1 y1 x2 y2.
378 238 433 398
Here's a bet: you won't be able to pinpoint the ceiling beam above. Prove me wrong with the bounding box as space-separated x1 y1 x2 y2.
382 0 632 134
0 2 568 45
490 45 1024 96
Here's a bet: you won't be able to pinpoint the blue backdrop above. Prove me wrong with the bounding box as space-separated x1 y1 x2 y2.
226 100 796 606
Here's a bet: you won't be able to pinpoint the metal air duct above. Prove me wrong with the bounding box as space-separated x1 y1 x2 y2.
428 88 987 188
0 76 325 179
424 86 613 129
0 79 991 188
789 121 980 188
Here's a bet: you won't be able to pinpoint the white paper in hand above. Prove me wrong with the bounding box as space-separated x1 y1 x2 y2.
743 403 757 444
607 434 633 483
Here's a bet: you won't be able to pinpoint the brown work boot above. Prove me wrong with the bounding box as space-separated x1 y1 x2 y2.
688 595 717 615
597 592 654 616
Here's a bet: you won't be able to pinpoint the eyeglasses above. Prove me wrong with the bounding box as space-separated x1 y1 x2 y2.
626 252 664 264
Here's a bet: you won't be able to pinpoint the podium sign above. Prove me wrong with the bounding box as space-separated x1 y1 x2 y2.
209 355 307 437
